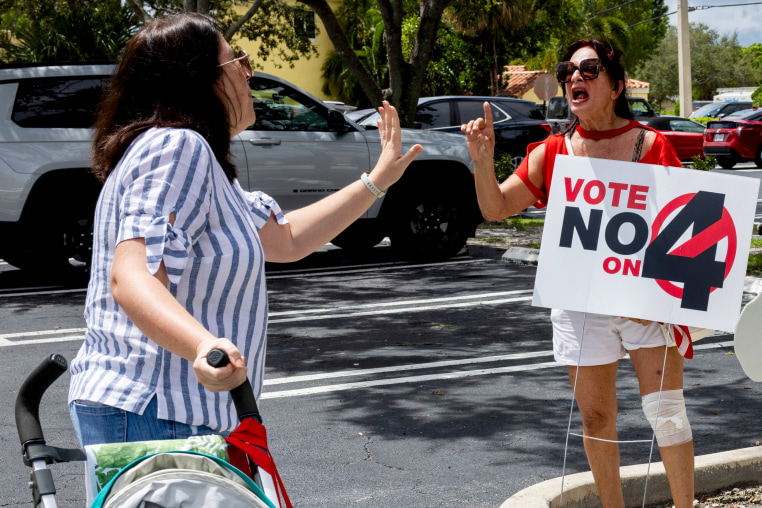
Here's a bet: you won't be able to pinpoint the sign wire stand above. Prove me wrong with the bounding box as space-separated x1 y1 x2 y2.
559 314 671 508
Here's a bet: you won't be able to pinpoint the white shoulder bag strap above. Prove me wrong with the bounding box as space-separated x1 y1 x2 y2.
564 132 575 156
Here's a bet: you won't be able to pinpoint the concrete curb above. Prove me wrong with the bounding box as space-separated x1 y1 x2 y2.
500 445 762 508
501 246 540 265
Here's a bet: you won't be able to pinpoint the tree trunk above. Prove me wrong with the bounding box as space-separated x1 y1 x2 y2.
395 0 453 126
125 0 153 24
297 0 384 107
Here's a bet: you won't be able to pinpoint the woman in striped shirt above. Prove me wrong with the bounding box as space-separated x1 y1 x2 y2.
68 12 421 445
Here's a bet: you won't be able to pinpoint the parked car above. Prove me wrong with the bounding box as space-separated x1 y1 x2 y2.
544 96 656 134
722 108 762 121
627 97 657 118
688 101 753 119
638 115 706 162
344 107 376 123
357 96 552 169
703 109 762 169
0 64 482 270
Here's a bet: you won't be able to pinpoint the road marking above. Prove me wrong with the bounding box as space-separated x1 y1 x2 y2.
268 295 533 323
0 258 484 297
261 361 563 399
269 289 533 317
266 258 482 279
0 292 533 345
265 349 552 385
0 287 87 298
261 341 734 398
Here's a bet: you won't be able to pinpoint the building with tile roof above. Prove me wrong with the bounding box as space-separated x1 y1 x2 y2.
501 65 650 103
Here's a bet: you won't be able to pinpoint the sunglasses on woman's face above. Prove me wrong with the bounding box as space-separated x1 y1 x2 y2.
555 58 605 84
219 49 252 77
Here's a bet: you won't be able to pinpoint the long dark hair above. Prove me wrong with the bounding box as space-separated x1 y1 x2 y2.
560 38 632 135
92 12 236 183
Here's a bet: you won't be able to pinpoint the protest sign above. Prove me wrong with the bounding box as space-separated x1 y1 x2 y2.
532 155 760 332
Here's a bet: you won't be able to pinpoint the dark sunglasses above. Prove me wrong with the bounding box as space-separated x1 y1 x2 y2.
219 49 252 77
555 58 606 84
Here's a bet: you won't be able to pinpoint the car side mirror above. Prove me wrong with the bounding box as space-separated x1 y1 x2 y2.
328 109 352 133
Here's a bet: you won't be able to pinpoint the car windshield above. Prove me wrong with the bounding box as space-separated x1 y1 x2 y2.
723 109 761 120
689 104 724 118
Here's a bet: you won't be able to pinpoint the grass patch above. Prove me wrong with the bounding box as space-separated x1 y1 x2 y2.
748 254 762 277
751 238 762 249
480 217 545 229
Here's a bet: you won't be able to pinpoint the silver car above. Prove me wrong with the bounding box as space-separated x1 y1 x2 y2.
0 66 481 270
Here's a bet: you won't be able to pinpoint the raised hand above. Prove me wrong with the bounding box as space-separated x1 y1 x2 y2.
369 101 422 190
461 102 495 163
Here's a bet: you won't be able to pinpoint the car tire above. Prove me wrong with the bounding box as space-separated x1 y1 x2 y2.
389 195 471 260
717 156 736 169
330 220 386 252
2 169 99 272
755 144 762 169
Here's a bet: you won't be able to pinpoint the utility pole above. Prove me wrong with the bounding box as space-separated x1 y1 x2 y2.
677 0 692 117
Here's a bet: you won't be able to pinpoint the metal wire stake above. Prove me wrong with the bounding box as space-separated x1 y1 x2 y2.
560 312 587 505
641 341 670 508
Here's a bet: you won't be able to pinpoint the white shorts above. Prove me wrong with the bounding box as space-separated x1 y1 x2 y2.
551 309 669 366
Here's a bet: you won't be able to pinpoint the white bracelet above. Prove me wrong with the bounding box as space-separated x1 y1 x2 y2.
360 172 385 198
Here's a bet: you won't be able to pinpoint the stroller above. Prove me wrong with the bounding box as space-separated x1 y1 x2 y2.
15 352 292 508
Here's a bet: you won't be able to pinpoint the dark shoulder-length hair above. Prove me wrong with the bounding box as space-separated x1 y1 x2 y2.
560 38 632 135
92 12 236 183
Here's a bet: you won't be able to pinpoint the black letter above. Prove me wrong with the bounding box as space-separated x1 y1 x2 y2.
559 207 602 251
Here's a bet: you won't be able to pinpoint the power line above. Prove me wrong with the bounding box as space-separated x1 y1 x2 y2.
628 1 762 28
588 0 647 20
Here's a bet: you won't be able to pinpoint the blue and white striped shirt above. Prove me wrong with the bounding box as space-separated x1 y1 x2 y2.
69 128 287 433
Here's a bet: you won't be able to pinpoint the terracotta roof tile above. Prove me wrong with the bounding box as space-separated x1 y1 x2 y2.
500 65 650 99
502 68 551 98
626 78 650 89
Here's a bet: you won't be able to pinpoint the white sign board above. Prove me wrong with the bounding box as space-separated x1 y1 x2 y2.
533 155 760 332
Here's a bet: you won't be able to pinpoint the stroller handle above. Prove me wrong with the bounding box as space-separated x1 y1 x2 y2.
15 354 68 446
207 348 262 423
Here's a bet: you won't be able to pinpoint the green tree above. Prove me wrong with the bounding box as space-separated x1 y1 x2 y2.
0 0 138 62
319 0 388 107
582 0 669 70
639 24 762 107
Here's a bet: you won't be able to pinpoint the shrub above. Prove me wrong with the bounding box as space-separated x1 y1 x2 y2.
690 155 716 170
494 153 514 183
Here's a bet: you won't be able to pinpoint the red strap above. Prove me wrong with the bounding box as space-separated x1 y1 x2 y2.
225 420 293 508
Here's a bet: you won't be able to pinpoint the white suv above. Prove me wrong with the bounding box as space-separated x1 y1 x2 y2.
0 64 482 271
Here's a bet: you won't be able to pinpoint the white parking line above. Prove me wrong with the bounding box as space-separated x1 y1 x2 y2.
261 341 734 398
0 258 484 298
0 292 533 345
265 349 553 385
268 295 533 323
261 361 563 399
269 289 533 317
266 258 481 279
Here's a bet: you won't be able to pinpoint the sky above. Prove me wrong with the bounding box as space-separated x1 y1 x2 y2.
662 0 762 47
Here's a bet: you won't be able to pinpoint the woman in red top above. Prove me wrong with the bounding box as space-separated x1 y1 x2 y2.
463 39 693 508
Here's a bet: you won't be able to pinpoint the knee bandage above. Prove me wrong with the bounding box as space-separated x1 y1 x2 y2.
641 389 692 447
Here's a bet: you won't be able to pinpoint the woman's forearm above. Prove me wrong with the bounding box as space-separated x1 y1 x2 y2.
111 238 218 361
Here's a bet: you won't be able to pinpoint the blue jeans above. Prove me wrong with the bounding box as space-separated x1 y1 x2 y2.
69 396 218 447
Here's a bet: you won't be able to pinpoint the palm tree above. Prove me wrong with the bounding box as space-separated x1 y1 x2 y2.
446 0 532 96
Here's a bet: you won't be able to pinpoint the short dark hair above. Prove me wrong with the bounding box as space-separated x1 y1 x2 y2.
560 38 632 135
92 12 237 183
